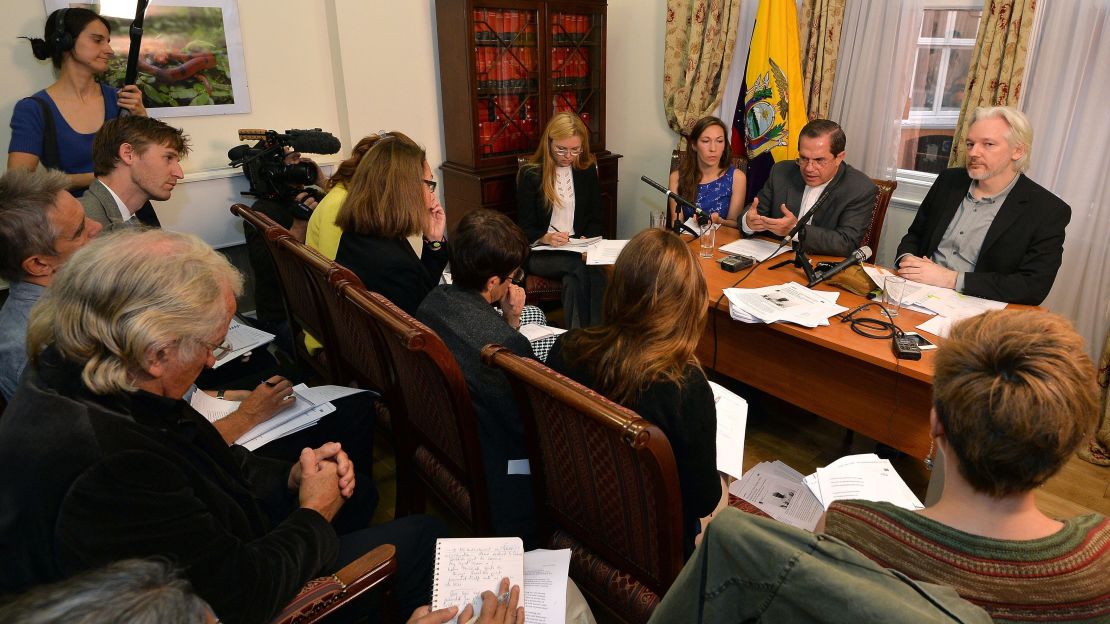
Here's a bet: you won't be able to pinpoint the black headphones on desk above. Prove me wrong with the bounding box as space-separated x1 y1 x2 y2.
49 8 74 55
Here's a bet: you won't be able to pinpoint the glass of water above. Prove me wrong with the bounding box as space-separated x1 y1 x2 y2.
699 222 715 258
883 275 908 318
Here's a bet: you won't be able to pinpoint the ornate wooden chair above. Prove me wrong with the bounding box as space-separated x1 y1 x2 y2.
321 265 396 432
337 285 492 534
863 178 898 261
270 544 396 624
481 345 686 624
229 204 337 382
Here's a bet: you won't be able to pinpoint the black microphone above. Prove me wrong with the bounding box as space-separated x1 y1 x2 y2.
227 144 252 165
284 129 342 155
640 175 707 236
807 246 871 288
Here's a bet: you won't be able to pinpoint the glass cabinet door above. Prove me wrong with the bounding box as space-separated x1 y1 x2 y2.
549 10 602 145
473 7 541 159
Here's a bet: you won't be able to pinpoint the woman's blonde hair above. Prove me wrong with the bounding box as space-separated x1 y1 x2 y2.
558 229 707 404
521 112 596 211
335 134 426 238
27 229 243 395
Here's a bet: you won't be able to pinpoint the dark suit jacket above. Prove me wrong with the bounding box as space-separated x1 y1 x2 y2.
335 233 448 315
752 160 877 256
0 350 338 624
415 285 537 544
80 179 160 230
516 164 603 243
896 168 1070 305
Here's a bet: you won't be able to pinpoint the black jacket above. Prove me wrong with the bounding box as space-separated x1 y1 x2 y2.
516 164 604 243
896 168 1070 305
0 351 338 624
335 234 448 315
416 285 537 543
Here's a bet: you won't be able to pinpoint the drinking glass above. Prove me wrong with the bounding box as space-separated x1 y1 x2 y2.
649 211 666 230
699 222 715 258
883 275 908 318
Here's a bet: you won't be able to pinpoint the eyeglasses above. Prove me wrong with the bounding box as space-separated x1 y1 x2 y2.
796 156 834 168
552 146 583 157
423 179 437 193
197 338 233 360
507 267 525 285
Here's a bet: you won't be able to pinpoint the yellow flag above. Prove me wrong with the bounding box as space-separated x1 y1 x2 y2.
743 0 808 163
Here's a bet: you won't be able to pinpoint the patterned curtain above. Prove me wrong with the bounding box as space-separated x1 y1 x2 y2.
800 0 846 120
663 0 744 148
947 0 1037 167
1078 328 1110 466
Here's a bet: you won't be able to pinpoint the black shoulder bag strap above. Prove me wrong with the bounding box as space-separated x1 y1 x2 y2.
30 96 62 171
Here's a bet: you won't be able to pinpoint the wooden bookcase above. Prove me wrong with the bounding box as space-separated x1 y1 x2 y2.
435 0 621 237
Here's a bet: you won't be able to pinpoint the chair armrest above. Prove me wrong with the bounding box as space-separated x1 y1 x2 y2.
270 544 397 624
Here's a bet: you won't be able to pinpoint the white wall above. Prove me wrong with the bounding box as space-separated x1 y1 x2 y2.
328 1 446 180
606 0 676 237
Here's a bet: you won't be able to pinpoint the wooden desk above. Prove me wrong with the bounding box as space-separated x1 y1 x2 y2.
694 228 938 459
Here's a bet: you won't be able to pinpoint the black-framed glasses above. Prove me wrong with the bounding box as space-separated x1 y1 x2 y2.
198 338 233 360
508 267 525 285
423 179 438 192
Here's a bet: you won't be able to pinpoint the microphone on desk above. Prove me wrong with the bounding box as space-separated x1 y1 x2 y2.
807 246 871 288
640 175 706 237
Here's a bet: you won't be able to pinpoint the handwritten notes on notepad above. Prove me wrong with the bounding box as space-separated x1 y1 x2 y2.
432 538 524 624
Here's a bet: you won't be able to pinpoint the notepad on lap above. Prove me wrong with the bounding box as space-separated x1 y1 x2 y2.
432 538 525 624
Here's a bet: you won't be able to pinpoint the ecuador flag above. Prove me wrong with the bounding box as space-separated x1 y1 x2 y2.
731 0 809 204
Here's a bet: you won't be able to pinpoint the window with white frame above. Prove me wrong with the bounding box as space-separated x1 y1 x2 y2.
897 6 982 176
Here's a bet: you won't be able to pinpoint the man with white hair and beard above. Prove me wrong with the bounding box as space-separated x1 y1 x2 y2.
895 106 1070 305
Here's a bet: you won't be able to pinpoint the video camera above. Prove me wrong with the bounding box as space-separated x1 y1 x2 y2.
228 128 341 199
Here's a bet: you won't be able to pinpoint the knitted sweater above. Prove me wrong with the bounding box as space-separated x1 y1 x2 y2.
824 500 1110 623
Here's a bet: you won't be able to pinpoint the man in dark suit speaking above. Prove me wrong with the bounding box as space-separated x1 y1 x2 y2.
742 119 877 256
896 106 1069 305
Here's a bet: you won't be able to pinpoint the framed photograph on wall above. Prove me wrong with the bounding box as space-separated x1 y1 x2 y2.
44 0 251 117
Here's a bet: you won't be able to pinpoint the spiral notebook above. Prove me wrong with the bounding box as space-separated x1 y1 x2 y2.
431 537 525 623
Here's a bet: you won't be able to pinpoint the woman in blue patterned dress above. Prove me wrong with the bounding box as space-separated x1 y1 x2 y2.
668 116 746 228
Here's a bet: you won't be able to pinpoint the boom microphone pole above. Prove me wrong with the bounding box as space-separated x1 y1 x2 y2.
120 0 151 117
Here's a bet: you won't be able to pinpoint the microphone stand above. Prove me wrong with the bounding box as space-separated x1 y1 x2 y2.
766 184 836 283
640 175 704 237
769 226 819 285
120 0 151 118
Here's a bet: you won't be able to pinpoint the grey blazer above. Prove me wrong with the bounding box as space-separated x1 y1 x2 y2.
80 179 132 231
79 180 161 230
751 161 877 256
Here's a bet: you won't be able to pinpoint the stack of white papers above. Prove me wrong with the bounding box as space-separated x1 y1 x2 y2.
188 384 370 451
213 320 275 368
801 453 924 511
724 282 848 328
585 239 628 265
531 236 602 253
729 460 824 531
710 381 748 480
717 237 791 261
